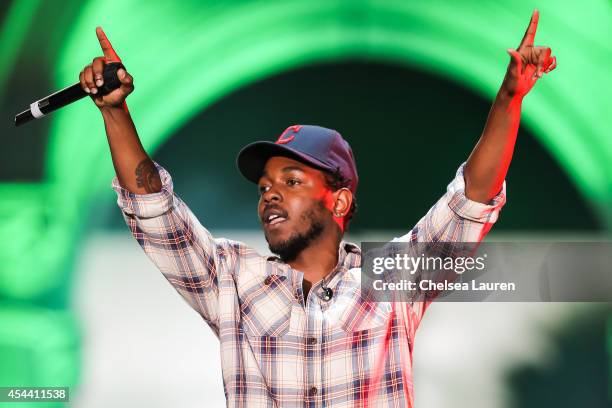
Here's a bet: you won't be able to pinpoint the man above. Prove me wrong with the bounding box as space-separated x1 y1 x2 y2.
81 9 555 407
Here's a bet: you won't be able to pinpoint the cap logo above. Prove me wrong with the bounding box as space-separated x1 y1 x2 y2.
275 125 302 144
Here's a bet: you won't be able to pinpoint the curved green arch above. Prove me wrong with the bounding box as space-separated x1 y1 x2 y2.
5 0 611 299
2 1 609 389
48 0 611 222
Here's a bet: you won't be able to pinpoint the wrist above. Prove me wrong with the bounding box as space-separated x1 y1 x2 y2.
99 103 128 118
497 84 523 106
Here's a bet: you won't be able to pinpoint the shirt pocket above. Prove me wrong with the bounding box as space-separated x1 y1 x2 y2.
337 294 392 333
238 274 294 337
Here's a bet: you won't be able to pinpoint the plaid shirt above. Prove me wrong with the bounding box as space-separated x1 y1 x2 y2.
112 162 506 408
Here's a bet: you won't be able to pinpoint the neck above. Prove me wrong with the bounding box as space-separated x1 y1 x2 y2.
288 231 342 286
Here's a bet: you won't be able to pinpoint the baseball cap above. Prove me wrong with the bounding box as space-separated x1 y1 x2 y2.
236 125 358 193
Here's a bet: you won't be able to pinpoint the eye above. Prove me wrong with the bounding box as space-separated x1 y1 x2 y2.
258 185 270 195
286 178 300 186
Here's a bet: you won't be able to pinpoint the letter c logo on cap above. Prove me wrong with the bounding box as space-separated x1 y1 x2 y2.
276 125 301 144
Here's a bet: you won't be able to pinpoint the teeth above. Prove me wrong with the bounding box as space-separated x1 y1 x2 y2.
269 217 285 225
268 214 279 222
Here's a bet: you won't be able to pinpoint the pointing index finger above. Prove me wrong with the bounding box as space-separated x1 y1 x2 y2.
519 9 539 48
95 26 121 62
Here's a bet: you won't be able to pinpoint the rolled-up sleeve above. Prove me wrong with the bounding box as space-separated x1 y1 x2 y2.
112 162 174 218
395 162 506 244
445 163 506 224
111 162 238 336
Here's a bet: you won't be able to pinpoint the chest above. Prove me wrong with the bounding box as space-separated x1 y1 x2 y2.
234 266 395 338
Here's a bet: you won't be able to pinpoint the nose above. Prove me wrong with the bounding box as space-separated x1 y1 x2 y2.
262 186 282 204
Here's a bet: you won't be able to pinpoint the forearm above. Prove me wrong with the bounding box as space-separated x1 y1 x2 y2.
100 105 161 194
464 87 522 203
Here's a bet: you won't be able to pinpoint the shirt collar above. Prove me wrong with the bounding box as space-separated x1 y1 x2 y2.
266 241 360 263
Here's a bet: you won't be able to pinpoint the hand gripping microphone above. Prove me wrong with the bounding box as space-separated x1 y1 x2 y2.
14 62 124 127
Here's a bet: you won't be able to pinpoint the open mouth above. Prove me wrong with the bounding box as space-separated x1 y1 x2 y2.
267 214 287 225
262 207 288 228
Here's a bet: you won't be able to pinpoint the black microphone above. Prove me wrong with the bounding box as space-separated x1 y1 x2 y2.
321 286 333 301
14 62 124 127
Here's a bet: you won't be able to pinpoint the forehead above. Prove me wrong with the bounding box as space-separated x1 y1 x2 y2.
260 156 326 180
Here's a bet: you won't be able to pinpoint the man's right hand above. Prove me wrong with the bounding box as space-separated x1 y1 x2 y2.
79 26 134 109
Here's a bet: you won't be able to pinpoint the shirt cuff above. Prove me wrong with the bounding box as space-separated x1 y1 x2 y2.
446 162 507 223
111 162 174 218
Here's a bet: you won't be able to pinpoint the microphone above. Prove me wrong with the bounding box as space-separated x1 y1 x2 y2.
14 62 124 127
321 286 333 301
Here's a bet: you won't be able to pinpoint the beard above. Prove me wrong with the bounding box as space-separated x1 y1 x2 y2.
267 206 326 263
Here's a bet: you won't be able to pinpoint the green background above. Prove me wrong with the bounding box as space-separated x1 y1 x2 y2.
0 0 610 406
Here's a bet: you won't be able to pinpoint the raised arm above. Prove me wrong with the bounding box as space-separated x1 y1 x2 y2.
81 28 237 334
464 10 556 203
79 26 161 194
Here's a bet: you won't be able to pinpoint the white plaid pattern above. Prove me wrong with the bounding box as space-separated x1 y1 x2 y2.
112 162 506 407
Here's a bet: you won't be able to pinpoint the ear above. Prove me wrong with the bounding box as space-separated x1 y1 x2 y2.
332 188 353 218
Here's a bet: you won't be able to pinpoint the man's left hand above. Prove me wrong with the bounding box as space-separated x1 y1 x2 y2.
503 10 557 98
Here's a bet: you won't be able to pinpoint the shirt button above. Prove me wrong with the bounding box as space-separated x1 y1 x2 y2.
309 386 318 396
264 276 272 285
307 337 317 345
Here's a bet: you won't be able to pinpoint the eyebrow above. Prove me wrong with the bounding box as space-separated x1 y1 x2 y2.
281 166 306 173
260 166 306 181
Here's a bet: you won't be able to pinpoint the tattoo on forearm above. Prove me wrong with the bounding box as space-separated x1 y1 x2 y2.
135 159 162 193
